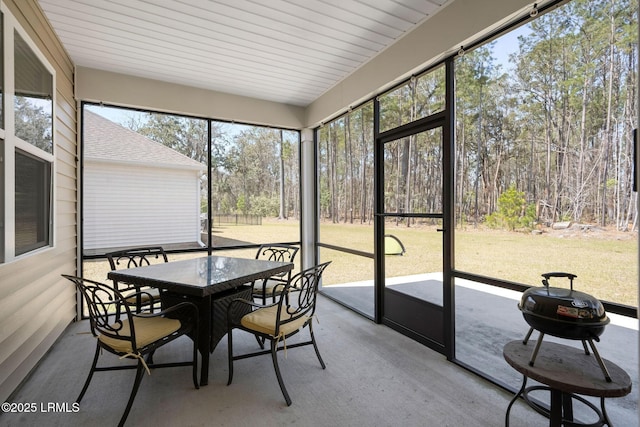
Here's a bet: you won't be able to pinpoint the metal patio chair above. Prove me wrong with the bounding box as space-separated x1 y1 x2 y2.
251 244 299 305
106 246 169 312
226 261 331 406
63 274 199 427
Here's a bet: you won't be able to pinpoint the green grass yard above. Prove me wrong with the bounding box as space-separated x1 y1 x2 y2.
82 219 638 307
321 222 637 307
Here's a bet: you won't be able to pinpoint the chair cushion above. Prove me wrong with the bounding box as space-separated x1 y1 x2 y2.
241 305 308 337
99 316 181 354
123 287 160 305
252 279 285 296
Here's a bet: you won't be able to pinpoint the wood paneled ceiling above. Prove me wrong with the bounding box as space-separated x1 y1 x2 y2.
38 0 451 106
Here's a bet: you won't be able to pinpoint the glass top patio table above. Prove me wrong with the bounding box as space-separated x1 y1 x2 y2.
107 255 293 297
107 255 293 385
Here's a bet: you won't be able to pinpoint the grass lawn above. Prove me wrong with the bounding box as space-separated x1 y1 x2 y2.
331 222 637 307
83 218 638 307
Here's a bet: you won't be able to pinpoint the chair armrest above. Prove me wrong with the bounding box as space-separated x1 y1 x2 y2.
134 301 199 322
270 283 288 299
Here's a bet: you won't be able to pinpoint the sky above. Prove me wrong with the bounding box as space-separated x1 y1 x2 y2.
487 25 532 72
85 104 140 126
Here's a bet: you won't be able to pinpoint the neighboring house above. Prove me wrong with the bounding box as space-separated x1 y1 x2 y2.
83 110 205 251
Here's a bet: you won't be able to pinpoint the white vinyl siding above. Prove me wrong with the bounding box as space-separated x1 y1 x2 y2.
0 0 76 403
83 161 201 250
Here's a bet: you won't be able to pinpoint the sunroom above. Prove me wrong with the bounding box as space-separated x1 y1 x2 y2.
0 0 637 425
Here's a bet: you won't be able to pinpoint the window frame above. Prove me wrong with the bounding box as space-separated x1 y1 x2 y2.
1 4 56 263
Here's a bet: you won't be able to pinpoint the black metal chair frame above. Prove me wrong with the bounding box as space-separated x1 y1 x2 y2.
63 274 199 427
106 246 169 312
252 244 299 305
226 261 331 406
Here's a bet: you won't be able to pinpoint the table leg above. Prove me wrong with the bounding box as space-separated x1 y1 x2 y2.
200 294 212 386
161 287 252 386
187 289 250 386
162 292 212 386
210 286 253 351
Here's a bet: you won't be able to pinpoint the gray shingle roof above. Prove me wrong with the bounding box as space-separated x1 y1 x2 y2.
84 110 205 170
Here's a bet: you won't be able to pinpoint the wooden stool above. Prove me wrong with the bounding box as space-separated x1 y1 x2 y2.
503 340 631 426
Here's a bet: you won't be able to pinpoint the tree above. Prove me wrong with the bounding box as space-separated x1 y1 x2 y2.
15 96 52 152
486 185 536 231
278 130 286 219
130 113 208 163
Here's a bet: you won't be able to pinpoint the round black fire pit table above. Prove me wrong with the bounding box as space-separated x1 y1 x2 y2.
503 340 631 427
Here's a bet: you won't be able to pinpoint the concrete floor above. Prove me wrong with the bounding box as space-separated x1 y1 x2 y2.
0 294 563 427
322 278 639 426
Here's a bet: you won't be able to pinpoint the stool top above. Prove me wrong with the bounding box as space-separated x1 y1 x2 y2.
503 340 632 398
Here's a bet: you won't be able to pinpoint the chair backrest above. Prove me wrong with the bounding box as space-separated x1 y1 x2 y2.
255 244 299 279
106 246 168 295
62 275 139 351
255 244 299 262
106 246 168 270
275 261 331 331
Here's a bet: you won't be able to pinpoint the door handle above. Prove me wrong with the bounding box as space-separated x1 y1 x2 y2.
436 229 445 232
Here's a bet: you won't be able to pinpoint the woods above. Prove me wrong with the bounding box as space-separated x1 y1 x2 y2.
127 114 300 219
319 104 375 224
318 0 638 231
108 1 638 232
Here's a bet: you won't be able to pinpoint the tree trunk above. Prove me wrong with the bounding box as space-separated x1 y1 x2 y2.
360 111 368 223
600 8 615 227
278 130 286 219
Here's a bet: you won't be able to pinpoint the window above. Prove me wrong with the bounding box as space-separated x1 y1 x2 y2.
14 30 53 153
1 10 55 263
15 150 50 255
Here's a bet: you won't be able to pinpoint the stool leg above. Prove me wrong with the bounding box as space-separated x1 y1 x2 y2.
561 392 573 423
505 375 527 427
600 397 612 426
549 389 563 427
581 340 590 355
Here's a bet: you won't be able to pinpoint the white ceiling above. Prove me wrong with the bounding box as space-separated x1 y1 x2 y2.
38 0 451 107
